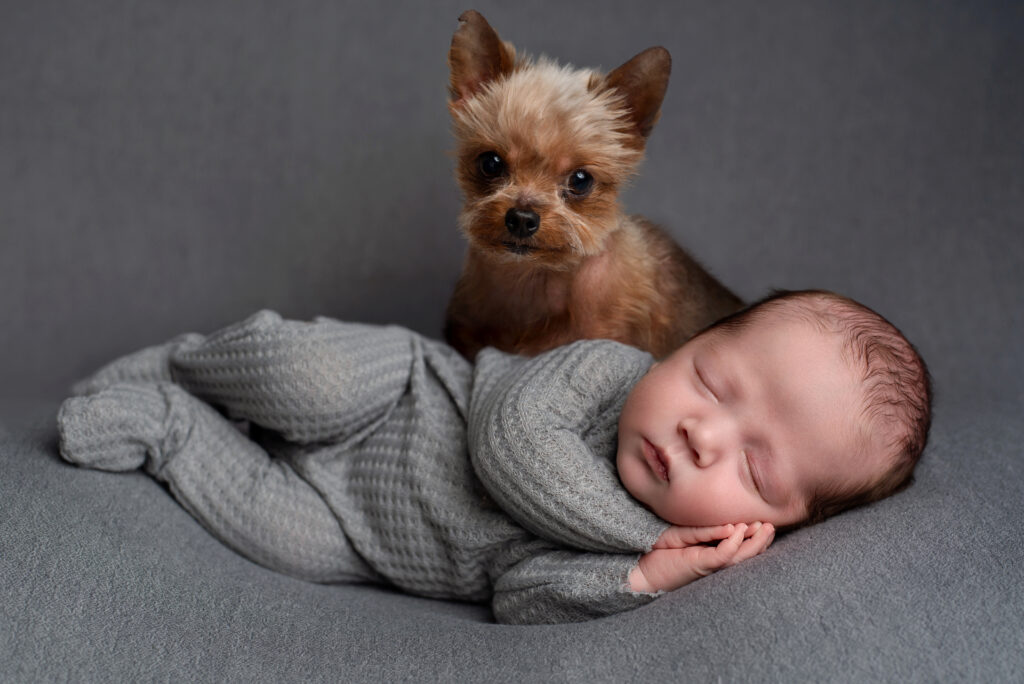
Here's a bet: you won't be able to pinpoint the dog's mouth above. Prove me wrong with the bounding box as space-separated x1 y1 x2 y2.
474 236 569 259
501 240 533 255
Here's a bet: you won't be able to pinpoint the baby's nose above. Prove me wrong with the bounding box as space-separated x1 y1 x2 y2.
678 425 702 464
681 423 722 467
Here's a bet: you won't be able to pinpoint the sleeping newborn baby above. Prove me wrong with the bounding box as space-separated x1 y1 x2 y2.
57 290 931 624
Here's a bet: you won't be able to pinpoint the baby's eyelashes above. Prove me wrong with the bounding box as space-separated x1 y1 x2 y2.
693 363 718 403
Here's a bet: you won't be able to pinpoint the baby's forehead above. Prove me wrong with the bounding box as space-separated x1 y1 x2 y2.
703 304 846 355
724 314 877 442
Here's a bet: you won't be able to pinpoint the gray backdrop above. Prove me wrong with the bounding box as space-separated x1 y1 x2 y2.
3 0 1021 408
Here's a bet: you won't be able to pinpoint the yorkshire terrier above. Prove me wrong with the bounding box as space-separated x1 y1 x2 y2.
443 10 742 359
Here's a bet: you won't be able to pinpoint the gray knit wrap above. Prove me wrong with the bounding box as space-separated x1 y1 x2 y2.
58 311 669 624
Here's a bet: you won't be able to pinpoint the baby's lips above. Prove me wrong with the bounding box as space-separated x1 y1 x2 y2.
641 438 670 481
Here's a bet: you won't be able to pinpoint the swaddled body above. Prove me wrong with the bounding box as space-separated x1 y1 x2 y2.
59 311 669 624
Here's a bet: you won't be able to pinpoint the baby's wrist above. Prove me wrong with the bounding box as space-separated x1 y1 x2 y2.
628 555 658 593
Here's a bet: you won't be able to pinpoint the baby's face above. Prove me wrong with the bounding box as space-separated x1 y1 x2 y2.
617 313 885 528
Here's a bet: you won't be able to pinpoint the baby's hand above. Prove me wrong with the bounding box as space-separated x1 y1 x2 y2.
651 523 753 549
629 522 775 593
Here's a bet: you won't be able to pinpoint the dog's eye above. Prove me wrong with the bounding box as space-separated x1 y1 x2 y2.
567 169 594 196
477 152 505 179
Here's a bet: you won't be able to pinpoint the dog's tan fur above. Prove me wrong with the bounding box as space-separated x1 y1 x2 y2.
444 11 742 359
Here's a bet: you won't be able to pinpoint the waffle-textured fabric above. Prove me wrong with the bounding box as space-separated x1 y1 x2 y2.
57 310 670 624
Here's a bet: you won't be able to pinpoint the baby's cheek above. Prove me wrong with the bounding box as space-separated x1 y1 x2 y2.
666 479 749 526
615 450 646 499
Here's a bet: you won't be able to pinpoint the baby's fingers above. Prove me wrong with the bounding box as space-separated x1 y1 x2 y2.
654 524 736 549
714 523 748 557
689 523 774 579
730 522 775 565
691 524 748 575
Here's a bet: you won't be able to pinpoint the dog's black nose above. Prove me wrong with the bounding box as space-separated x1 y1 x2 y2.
505 208 540 239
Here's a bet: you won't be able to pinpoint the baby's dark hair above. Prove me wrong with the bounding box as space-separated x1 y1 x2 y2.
707 289 933 529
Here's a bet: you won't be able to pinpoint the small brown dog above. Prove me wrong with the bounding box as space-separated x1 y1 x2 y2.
444 10 742 359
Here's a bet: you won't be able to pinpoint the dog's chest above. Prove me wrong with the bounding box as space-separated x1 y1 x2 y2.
511 254 619 326
497 270 571 321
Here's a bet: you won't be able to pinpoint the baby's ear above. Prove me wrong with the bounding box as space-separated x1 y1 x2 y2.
448 10 516 107
601 46 672 142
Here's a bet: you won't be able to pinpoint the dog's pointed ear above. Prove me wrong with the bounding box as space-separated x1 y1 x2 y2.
448 10 516 106
602 46 671 141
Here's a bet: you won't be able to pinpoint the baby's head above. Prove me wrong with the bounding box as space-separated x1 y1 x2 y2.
616 289 932 531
